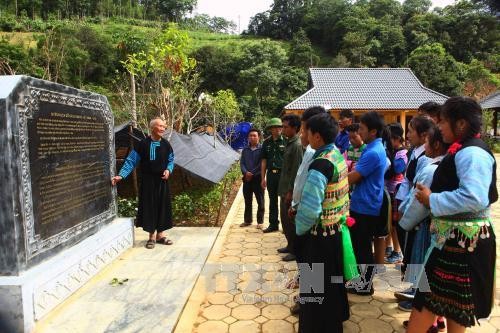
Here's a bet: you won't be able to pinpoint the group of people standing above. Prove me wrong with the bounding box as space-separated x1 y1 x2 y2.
239 97 497 333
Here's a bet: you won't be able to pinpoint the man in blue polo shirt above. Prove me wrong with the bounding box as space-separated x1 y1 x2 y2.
347 111 388 295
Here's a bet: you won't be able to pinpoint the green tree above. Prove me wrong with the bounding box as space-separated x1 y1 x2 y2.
370 23 406 66
209 16 237 34
279 66 308 101
402 0 432 20
330 53 351 67
120 24 196 129
408 42 464 96
75 25 116 84
0 39 41 75
403 13 435 51
462 59 500 99
246 11 272 36
239 94 263 124
267 0 305 40
471 0 500 14
239 39 288 69
239 62 282 103
34 25 78 83
289 28 319 67
207 89 243 138
191 45 239 93
18 0 43 19
441 1 500 63
157 0 197 22
367 0 403 23
301 0 350 52
340 31 376 67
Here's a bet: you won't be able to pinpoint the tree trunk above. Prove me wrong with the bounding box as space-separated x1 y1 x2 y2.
128 124 139 197
130 72 137 128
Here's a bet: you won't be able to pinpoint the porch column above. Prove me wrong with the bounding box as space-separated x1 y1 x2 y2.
400 110 407 134
494 108 498 136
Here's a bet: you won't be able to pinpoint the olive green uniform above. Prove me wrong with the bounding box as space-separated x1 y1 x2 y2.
278 134 303 252
261 135 286 229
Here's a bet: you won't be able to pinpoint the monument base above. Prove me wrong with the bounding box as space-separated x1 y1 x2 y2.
0 218 134 333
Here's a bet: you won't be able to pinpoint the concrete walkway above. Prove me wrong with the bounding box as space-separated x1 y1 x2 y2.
179 167 500 333
35 227 219 333
33 156 500 333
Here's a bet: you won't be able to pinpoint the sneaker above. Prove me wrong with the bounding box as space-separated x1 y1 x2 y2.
375 264 387 274
385 251 403 264
394 288 415 301
385 246 393 257
346 285 374 296
240 222 251 227
263 226 279 233
398 300 413 312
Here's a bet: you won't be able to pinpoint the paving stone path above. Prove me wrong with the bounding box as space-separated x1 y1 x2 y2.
191 158 500 333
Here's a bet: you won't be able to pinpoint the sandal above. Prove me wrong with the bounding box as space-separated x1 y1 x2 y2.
146 239 155 249
156 237 173 245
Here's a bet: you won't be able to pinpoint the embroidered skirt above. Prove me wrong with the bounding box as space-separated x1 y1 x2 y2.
413 226 496 327
297 225 350 333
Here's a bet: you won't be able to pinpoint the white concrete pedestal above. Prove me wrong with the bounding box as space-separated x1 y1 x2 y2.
0 218 134 333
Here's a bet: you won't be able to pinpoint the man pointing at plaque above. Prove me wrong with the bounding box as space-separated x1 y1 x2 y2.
112 118 175 249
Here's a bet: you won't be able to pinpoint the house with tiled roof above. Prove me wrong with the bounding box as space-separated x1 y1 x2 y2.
480 91 500 136
284 68 448 130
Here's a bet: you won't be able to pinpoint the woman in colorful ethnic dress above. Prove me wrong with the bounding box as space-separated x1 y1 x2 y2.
409 97 498 332
295 113 353 332
399 124 449 332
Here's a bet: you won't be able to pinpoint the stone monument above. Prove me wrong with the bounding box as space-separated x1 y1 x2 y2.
0 76 134 332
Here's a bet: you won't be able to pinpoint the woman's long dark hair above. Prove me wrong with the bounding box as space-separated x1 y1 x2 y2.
428 123 451 154
360 111 395 178
409 115 433 136
441 96 482 141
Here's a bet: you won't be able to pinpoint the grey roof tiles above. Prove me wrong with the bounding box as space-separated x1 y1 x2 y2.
284 68 448 110
480 91 500 109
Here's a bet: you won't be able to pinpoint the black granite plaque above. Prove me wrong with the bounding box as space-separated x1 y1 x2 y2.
27 101 112 239
0 76 117 275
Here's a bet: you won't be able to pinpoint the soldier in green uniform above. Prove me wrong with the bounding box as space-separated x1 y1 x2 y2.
260 118 286 233
278 114 303 261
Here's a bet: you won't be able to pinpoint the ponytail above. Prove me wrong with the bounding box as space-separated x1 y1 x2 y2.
383 126 396 180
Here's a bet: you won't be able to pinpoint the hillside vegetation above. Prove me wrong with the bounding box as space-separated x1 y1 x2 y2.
0 0 499 133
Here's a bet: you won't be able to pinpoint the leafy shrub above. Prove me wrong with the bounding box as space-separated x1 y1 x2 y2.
172 193 195 220
484 135 500 153
117 197 138 217
0 14 18 32
170 164 241 225
196 188 222 218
